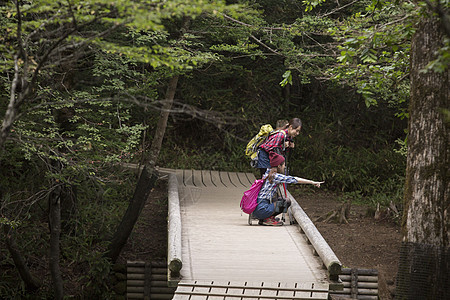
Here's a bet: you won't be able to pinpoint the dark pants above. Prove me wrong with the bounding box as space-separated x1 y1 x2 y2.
256 149 270 178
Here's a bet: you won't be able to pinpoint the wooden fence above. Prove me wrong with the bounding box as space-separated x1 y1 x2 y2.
126 260 176 300
329 268 379 299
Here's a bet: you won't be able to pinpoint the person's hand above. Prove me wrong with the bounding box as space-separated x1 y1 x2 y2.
313 181 324 188
290 141 295 148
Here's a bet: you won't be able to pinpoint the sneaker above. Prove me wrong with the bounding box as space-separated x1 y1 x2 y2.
261 216 283 226
258 216 280 225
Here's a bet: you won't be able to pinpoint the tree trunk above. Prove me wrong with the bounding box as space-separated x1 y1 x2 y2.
404 14 449 249
105 15 190 264
282 83 291 112
105 75 179 263
147 75 179 169
396 15 449 299
0 54 26 151
49 184 64 299
105 166 159 262
3 225 41 292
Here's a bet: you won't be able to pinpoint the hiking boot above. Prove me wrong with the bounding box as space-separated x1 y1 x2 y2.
261 216 283 226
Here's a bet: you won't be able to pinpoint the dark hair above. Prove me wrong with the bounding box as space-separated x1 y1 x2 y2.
289 118 302 129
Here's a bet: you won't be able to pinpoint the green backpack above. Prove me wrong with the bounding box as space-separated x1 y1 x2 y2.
245 124 285 167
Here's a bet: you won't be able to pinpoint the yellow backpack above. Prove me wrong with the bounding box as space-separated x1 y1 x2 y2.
245 125 286 167
245 124 273 160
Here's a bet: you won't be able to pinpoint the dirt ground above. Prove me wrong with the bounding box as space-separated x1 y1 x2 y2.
292 189 402 300
118 179 169 265
120 180 402 300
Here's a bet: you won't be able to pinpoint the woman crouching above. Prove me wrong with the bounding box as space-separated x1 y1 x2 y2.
252 152 323 226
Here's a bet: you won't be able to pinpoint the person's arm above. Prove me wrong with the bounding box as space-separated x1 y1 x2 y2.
294 177 324 187
273 173 298 184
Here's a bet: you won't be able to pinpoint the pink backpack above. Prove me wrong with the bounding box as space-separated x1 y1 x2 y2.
240 178 265 214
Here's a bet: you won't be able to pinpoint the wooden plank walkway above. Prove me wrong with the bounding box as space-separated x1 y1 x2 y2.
169 169 329 295
174 280 328 299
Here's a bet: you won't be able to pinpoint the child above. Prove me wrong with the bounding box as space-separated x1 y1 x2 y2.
253 152 323 226
275 119 289 130
275 118 294 163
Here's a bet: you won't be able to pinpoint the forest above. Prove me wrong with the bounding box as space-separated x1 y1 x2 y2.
0 0 448 299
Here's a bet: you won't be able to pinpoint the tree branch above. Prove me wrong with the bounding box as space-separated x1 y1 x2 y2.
0 1 127 151
249 34 281 56
321 0 360 17
221 13 286 31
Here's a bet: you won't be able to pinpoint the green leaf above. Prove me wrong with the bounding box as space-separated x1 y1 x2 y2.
279 70 292 87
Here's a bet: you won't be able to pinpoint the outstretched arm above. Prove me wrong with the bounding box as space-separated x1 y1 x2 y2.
294 177 324 187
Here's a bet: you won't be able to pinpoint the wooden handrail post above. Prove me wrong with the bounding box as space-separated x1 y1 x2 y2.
167 173 182 286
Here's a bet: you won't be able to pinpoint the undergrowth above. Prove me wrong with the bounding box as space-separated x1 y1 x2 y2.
159 135 406 211
0 163 136 299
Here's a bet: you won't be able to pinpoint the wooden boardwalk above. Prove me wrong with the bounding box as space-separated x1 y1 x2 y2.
174 281 329 299
160 168 331 299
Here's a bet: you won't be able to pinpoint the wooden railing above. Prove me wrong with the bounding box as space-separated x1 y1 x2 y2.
167 173 182 286
286 190 343 285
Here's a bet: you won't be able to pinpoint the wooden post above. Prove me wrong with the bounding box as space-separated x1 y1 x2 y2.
144 262 152 300
286 190 342 282
167 173 182 286
350 268 358 298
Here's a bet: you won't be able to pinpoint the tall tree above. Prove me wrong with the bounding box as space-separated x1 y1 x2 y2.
396 5 449 299
290 0 448 296
105 74 180 262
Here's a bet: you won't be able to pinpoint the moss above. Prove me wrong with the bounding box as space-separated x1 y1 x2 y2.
402 166 414 236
